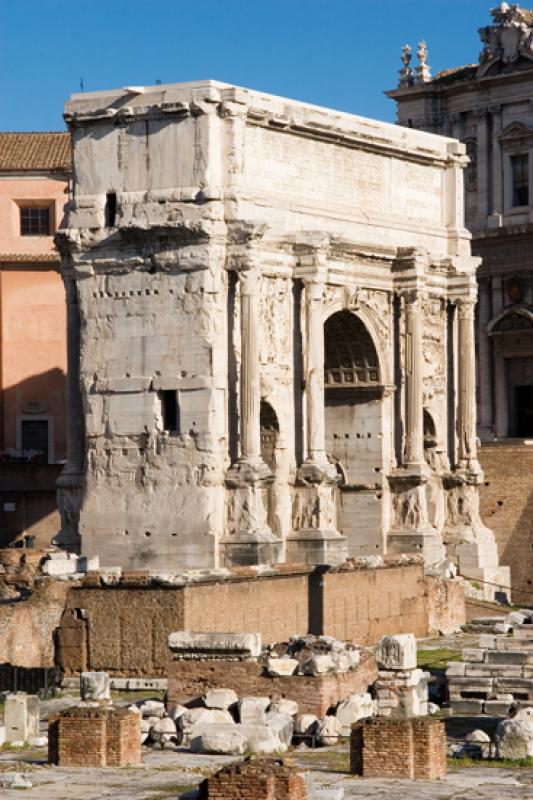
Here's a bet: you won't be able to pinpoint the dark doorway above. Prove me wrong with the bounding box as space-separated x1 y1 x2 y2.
21 420 49 462
514 385 533 437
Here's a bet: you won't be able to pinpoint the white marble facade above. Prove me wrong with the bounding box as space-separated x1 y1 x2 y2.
55 79 508 590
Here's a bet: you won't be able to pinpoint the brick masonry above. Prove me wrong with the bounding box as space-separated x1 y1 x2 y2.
48 706 141 767
198 759 308 800
479 442 533 604
350 717 446 780
167 650 378 717
56 559 465 678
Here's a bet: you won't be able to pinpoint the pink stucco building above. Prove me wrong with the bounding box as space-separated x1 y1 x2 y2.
0 133 70 548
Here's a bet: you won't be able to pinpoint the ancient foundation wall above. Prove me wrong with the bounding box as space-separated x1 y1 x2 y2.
478 442 533 604
56 559 465 677
167 651 378 717
0 577 70 668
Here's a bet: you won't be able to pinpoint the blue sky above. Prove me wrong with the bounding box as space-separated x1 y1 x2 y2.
2 0 495 131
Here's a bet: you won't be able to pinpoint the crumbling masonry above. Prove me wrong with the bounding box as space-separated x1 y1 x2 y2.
55 80 508 589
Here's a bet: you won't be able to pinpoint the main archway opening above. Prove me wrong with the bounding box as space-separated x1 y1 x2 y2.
323 310 385 556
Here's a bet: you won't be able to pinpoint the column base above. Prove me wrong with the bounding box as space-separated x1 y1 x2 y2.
222 532 282 567
285 529 347 566
387 530 445 566
54 468 83 554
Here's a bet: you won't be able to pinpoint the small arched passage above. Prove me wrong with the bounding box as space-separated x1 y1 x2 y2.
323 311 385 557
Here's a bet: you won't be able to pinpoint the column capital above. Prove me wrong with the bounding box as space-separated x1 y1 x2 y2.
456 296 477 320
238 267 261 296
474 107 489 120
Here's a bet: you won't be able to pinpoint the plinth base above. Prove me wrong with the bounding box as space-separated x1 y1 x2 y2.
387 530 445 566
222 534 282 567
285 530 348 566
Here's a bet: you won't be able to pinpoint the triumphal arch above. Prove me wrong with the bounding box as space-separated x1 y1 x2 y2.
55 80 509 591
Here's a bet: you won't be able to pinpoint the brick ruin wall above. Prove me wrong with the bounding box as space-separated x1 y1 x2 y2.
350 717 446 780
199 760 308 800
479 442 533 604
167 650 378 717
48 707 141 767
56 560 464 678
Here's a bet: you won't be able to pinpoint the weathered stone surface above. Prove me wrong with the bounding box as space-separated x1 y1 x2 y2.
190 724 247 755
179 708 235 746
203 688 238 710
316 715 341 745
335 692 374 735
4 694 39 743
376 634 417 670
139 700 166 718
265 711 294 745
150 716 177 746
168 631 261 659
267 657 299 676
269 698 299 717
304 654 336 676
238 696 270 725
244 724 287 755
80 671 110 701
495 708 533 759
294 714 319 735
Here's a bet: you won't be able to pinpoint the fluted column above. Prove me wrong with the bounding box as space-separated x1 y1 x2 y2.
404 291 425 467
490 105 503 216
239 269 261 463
457 297 478 468
304 278 327 466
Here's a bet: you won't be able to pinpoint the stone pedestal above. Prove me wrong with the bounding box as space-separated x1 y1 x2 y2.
5 693 39 743
388 469 445 565
374 634 429 718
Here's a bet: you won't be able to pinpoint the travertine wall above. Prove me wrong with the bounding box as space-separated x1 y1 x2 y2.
478 442 533 604
56 560 464 677
55 79 505 590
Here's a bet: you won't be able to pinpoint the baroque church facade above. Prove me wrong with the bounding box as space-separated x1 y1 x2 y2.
388 3 533 441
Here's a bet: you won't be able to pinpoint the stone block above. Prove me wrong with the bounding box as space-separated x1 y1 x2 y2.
463 649 485 663
484 700 513 717
446 662 466 677
150 716 178 746
486 651 528 666
168 630 262 659
479 634 497 649
265 711 294 746
269 698 299 717
139 700 166 718
42 556 77 576
317 715 341 745
495 708 533 759
80 671 110 701
0 727 5 747
336 693 374 736
267 657 299 676
203 688 238 710
179 708 235 746
449 699 484 715
191 724 247 755
302 654 335 675
4 694 39 743
376 634 416 670
294 714 319 735
239 696 270 725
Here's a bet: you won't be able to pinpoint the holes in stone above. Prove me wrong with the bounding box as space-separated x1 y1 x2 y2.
124 530 129 536
144 531 152 538
485 481 490 486
497 500 504 507
374 467 381 473
170 532 177 537
105 192 117 227
345 433 349 439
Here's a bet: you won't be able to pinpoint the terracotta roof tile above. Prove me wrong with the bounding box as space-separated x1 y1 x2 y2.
0 132 71 172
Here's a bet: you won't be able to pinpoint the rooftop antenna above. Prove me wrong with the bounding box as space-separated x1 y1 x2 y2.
80 77 84 92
